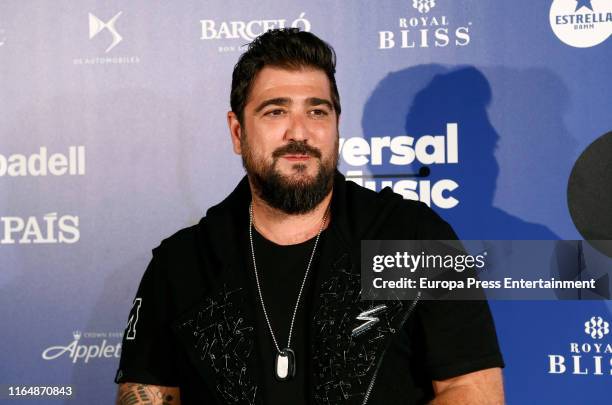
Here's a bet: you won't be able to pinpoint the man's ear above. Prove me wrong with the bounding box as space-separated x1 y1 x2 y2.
227 111 242 155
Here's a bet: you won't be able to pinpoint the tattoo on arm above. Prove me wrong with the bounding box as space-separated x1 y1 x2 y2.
116 383 180 405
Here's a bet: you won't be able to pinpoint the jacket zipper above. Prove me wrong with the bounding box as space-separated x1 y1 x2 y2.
361 292 421 405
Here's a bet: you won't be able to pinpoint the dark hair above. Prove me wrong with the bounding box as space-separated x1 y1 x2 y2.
230 28 341 124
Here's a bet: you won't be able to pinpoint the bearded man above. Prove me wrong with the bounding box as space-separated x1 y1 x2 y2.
114 28 505 405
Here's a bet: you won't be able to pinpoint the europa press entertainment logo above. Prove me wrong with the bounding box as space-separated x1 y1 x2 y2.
548 316 611 376
549 0 612 47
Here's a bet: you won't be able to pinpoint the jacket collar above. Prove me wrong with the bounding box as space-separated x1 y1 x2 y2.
202 169 391 263
202 170 354 266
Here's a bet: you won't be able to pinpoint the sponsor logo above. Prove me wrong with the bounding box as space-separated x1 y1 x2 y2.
548 316 612 376
200 12 312 53
585 316 610 339
413 0 437 14
0 146 85 177
550 0 612 48
340 123 459 209
378 0 472 50
42 330 122 363
89 11 123 53
0 213 79 245
73 12 139 65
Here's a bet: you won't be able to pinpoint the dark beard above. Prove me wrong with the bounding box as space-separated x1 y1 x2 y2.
241 137 337 214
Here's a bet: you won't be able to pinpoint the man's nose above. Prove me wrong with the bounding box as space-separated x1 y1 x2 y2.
284 113 309 142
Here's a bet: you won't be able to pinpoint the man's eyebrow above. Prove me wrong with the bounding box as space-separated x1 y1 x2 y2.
254 97 291 113
307 97 334 110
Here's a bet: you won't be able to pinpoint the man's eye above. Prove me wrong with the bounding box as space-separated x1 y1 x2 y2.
309 109 329 117
265 109 286 116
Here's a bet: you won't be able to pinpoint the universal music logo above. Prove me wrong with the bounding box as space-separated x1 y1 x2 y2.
378 0 472 50
341 123 460 209
548 316 611 376
73 11 140 65
42 330 123 364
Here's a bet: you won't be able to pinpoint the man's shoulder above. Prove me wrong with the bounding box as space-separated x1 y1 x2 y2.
153 220 206 256
345 181 438 221
343 180 455 239
345 180 425 209
148 220 211 296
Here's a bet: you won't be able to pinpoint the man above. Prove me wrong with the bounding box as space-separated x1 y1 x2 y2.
115 28 504 404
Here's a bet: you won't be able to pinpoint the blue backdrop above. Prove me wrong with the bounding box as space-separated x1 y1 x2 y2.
1 1 611 403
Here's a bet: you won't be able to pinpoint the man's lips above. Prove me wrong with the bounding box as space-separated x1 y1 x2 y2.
282 154 311 161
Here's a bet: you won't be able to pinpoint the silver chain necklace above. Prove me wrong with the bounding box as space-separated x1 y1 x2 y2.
248 202 328 381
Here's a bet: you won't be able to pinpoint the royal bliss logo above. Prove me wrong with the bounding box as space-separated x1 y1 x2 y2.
378 0 471 50
548 316 611 376
413 0 437 14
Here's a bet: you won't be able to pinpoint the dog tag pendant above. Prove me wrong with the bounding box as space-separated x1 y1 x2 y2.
275 348 296 381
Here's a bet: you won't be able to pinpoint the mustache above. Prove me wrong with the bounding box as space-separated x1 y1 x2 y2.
272 142 322 159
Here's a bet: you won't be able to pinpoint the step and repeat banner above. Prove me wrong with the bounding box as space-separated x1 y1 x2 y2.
1 1 611 404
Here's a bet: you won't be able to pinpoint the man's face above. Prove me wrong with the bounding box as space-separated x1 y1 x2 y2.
228 66 339 214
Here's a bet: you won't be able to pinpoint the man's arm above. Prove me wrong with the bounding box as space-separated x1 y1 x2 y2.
430 367 504 405
116 383 181 405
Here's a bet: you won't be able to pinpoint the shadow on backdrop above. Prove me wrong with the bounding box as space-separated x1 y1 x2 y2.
360 65 611 403
362 64 559 240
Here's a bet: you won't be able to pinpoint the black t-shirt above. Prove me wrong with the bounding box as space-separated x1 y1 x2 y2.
114 178 504 404
248 228 325 404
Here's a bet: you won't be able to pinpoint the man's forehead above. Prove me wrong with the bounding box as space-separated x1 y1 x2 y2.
247 66 332 103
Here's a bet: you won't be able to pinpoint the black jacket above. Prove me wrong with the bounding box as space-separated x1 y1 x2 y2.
115 171 504 404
